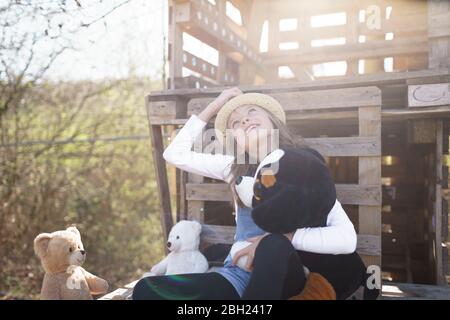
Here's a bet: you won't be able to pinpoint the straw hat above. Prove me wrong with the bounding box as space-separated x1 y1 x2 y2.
214 93 286 143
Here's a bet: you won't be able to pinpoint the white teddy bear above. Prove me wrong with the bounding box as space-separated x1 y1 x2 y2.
143 220 209 277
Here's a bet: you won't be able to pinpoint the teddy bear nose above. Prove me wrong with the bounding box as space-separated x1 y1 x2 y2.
80 250 86 255
167 241 172 248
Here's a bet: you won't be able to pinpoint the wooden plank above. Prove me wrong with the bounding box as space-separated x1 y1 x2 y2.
268 87 382 111
182 51 218 81
98 287 133 300
170 75 218 89
200 224 380 256
186 183 381 206
428 12 450 38
187 173 205 222
358 106 382 268
382 282 450 300
383 106 450 120
304 136 381 157
200 224 235 244
408 83 450 108
143 107 450 126
149 125 174 254
428 0 450 68
262 36 428 66
407 119 437 144
186 183 230 201
436 120 446 284
187 87 381 114
179 169 187 220
176 0 262 65
169 0 184 88
147 96 187 124
287 110 359 121
356 234 382 256
98 280 138 300
148 68 450 98
278 25 345 47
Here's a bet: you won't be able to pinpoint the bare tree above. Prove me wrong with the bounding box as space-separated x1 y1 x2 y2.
0 0 165 299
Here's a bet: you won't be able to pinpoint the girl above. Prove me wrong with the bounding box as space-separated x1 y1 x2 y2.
133 87 375 300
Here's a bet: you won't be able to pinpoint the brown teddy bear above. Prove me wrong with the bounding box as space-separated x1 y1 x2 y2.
34 226 109 300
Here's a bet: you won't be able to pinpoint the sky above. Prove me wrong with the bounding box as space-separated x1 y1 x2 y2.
4 0 399 83
46 0 167 81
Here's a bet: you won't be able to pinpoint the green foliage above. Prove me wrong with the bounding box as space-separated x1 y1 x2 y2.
0 77 165 299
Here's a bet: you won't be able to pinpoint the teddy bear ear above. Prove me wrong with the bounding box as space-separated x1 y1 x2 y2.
191 220 202 235
66 225 80 237
34 233 52 257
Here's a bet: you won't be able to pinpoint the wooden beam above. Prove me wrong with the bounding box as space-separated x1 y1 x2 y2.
186 183 381 206
428 0 450 68
187 86 381 115
178 169 187 220
147 96 187 124
148 124 174 252
436 120 446 284
148 68 450 98
187 173 205 222
200 224 381 256
175 0 262 65
407 119 437 144
169 0 184 88
303 136 380 157
143 106 450 126
428 11 450 38
381 282 450 299
262 36 428 66
358 106 382 268
182 51 218 81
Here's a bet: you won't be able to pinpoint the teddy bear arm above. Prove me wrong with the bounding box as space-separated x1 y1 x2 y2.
80 268 109 295
40 275 61 300
151 255 169 275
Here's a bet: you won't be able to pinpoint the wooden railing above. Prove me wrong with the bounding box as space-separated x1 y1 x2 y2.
147 83 383 268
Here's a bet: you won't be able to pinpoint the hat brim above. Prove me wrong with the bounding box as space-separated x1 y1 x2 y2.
214 93 286 144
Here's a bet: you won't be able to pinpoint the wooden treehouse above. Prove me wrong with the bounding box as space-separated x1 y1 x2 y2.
104 0 450 299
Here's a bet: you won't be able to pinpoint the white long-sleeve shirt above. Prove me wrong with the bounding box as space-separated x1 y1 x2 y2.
163 114 357 255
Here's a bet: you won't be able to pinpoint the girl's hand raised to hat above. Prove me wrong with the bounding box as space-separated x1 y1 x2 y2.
198 87 243 122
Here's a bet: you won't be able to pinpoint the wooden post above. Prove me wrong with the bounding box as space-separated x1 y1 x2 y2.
346 5 359 76
436 120 446 284
187 172 205 223
169 0 184 89
358 106 382 271
428 0 450 69
148 123 174 255
240 0 265 84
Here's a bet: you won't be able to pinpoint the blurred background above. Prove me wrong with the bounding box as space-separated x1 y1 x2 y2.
0 0 168 299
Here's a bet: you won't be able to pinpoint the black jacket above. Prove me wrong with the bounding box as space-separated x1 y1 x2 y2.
251 146 336 234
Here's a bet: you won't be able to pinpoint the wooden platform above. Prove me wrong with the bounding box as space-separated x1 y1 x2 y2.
99 280 450 300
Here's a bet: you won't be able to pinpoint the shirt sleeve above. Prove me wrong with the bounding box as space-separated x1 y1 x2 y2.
291 200 357 255
162 114 235 181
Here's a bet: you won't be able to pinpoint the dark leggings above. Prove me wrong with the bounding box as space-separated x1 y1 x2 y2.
133 234 370 300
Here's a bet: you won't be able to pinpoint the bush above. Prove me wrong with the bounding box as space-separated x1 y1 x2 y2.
0 78 165 299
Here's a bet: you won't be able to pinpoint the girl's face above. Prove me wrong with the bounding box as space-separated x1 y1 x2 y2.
227 105 274 159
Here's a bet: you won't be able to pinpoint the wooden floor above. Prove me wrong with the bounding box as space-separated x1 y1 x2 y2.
381 282 450 300
99 280 450 300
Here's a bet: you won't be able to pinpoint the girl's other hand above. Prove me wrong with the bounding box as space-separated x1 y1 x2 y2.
231 233 267 271
198 87 243 122
216 87 243 106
